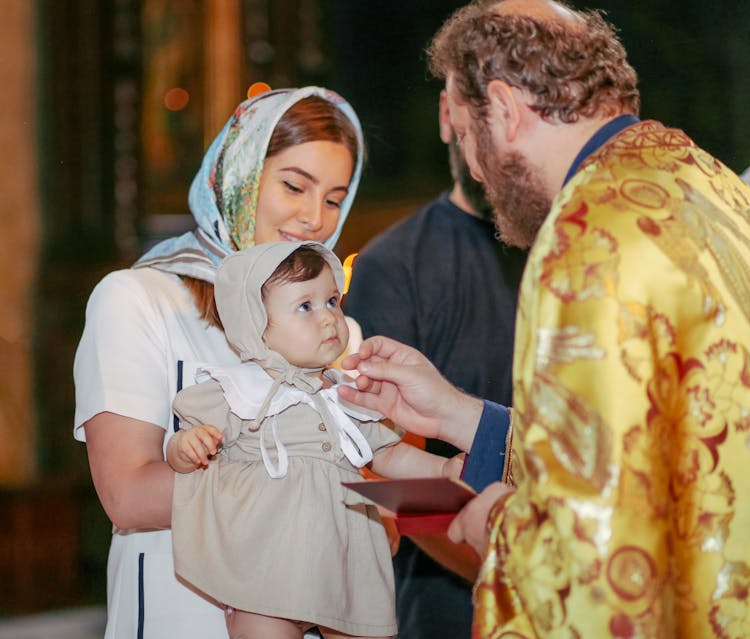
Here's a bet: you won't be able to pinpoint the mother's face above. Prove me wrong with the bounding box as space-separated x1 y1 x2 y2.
254 140 354 245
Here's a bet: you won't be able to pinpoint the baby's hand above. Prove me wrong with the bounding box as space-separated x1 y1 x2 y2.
175 425 223 469
442 453 466 480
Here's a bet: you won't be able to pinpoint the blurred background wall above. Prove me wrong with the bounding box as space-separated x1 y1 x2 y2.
1 0 749 617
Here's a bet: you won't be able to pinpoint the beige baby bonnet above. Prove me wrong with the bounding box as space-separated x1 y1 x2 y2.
211 240 374 477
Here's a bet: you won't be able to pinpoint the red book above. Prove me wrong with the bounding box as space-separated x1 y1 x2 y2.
342 477 476 534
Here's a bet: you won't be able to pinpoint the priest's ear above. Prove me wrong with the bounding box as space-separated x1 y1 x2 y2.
438 89 453 145
486 79 522 142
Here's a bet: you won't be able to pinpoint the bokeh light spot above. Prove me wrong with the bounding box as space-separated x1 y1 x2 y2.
164 87 190 111
247 82 272 99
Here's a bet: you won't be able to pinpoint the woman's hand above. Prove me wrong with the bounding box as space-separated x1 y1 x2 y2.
338 336 484 452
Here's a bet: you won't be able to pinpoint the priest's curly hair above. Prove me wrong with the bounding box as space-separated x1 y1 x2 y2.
427 0 640 123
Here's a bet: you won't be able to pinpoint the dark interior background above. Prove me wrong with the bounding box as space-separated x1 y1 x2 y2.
3 0 748 617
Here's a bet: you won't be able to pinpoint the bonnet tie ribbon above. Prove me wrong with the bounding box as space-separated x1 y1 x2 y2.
250 370 374 478
311 393 373 468
203 362 375 478
250 365 323 479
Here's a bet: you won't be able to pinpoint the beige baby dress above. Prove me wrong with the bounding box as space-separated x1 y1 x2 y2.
171 242 400 637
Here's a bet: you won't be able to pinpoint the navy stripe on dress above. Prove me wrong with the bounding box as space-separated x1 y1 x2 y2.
137 552 145 639
173 360 184 432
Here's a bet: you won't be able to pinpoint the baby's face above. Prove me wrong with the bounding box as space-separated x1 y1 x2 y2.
262 265 349 369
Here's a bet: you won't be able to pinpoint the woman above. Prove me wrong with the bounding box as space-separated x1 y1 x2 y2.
73 86 364 639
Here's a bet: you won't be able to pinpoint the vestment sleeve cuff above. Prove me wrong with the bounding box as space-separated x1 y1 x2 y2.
460 401 511 492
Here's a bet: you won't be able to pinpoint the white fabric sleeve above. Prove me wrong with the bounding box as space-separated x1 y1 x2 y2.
73 271 171 441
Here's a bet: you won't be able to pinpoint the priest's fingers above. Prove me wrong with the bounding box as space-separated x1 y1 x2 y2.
448 482 514 555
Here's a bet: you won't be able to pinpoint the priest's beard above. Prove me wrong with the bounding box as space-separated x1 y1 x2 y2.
448 134 494 222
476 127 552 249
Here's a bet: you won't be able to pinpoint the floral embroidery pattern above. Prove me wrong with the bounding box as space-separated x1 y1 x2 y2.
478 121 750 638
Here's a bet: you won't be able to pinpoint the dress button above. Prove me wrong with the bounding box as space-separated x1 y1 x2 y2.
318 423 326 431
322 442 332 452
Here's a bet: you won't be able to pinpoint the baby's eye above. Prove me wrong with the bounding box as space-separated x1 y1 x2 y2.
297 301 313 312
284 181 303 194
326 295 340 309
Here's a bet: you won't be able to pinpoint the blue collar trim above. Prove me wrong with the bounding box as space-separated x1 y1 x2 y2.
562 114 640 186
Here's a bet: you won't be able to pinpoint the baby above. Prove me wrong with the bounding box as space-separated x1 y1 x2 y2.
166 241 454 639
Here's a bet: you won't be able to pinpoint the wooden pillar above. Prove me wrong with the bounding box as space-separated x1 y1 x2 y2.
0 0 39 483
204 0 243 142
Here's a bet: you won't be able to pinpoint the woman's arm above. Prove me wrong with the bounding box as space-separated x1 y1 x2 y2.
84 412 174 530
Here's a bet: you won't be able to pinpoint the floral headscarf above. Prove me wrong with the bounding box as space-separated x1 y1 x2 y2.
135 87 364 282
